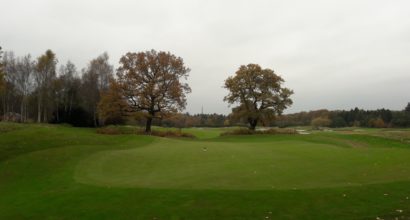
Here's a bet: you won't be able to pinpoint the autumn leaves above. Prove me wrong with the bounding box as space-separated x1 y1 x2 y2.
99 50 293 132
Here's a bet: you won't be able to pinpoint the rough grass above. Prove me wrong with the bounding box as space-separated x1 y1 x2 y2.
0 122 24 133
1 122 410 219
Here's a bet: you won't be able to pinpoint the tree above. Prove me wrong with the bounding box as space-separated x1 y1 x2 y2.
98 79 129 125
0 72 4 99
224 64 293 130
0 47 5 101
1 51 19 117
405 103 410 113
330 115 347 127
51 76 64 122
311 116 331 129
369 117 386 128
35 50 57 122
15 55 35 122
81 53 113 126
391 103 410 128
391 111 410 127
117 50 191 132
58 61 81 119
166 113 187 130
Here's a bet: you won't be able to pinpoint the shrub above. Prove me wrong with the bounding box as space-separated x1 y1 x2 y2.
220 128 297 136
264 128 298 134
96 126 196 139
1 112 22 123
0 122 24 133
96 125 137 135
136 130 196 139
311 117 331 129
369 118 387 128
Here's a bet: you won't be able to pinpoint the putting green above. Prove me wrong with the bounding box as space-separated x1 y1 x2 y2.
74 138 410 190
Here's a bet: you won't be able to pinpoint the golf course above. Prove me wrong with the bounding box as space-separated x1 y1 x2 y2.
1 123 410 219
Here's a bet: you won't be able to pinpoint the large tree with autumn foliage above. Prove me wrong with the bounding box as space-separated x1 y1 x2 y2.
224 64 293 130
117 50 191 132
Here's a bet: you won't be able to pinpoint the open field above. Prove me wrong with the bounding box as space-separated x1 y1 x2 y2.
1 123 410 219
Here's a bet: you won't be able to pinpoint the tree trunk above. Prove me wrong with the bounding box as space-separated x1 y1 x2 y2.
69 95 73 116
248 118 258 131
37 96 42 123
56 102 59 122
20 100 24 122
43 107 47 123
24 102 28 122
5 91 9 115
93 108 98 127
2 96 5 118
145 116 153 133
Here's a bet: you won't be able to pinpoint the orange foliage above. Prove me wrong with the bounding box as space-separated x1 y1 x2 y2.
117 50 191 132
98 80 129 125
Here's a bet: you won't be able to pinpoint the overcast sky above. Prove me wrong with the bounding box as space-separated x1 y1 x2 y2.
1 0 409 114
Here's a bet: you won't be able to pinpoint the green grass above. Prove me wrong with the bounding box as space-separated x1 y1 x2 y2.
75 138 410 190
1 123 410 219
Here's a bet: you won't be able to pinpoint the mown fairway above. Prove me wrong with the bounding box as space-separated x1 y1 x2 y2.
1 123 410 219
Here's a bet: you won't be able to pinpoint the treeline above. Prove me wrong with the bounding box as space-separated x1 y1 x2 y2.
133 106 410 128
1 47 409 129
161 113 228 128
0 47 228 128
275 106 410 128
0 48 114 126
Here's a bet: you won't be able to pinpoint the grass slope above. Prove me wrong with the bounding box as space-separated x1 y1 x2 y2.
1 123 410 219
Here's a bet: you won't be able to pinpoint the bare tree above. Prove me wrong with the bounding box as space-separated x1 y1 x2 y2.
1 51 18 116
58 61 80 118
15 55 35 122
35 50 57 122
81 53 113 126
0 47 5 116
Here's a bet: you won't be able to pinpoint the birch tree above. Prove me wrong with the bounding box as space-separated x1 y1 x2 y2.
35 50 57 122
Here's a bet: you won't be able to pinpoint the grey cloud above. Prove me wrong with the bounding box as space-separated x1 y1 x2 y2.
1 0 409 114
